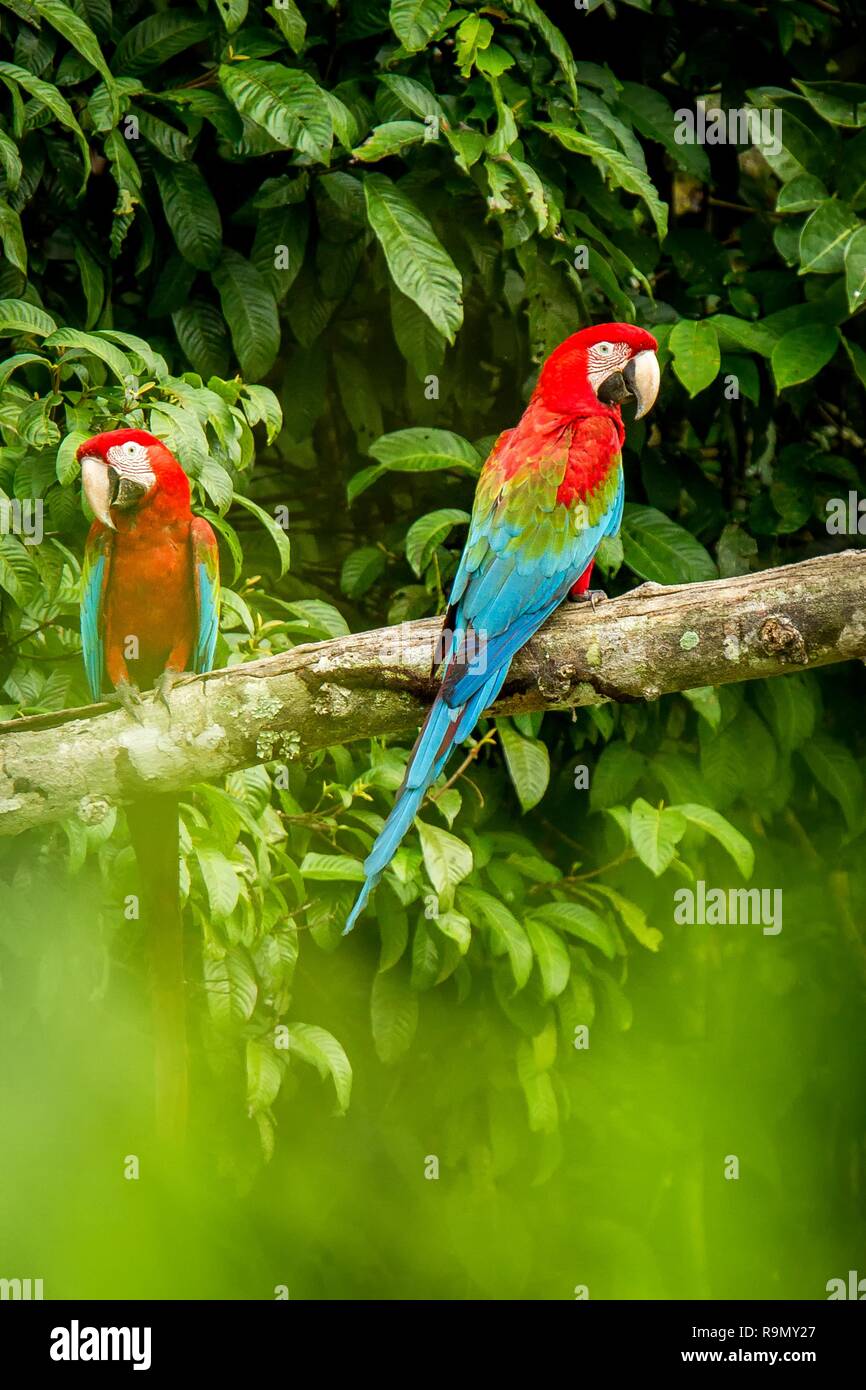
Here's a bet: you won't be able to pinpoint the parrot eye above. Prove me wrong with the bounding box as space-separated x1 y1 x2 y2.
123 442 140 457
596 342 614 355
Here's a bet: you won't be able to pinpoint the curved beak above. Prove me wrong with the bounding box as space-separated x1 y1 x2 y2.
623 349 660 420
80 454 116 530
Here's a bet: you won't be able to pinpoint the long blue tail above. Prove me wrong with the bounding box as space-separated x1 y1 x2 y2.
344 658 510 932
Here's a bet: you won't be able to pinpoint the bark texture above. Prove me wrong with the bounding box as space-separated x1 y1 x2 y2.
1 550 865 836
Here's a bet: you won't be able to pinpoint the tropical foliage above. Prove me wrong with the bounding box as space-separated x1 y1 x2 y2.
1 0 865 1217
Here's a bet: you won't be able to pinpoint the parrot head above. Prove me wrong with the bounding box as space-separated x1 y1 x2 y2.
77 429 189 530
538 323 660 421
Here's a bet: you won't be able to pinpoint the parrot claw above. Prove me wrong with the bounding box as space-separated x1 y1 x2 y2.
109 680 145 724
154 669 190 718
568 587 607 612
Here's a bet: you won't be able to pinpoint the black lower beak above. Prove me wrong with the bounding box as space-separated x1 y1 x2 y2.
597 370 631 407
107 466 147 511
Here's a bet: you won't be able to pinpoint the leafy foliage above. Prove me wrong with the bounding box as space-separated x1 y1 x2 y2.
1 0 866 1194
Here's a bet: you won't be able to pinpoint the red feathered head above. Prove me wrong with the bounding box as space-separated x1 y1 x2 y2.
76 428 190 530
537 323 660 419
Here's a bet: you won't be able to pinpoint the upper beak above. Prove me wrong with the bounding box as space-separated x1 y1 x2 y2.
80 454 116 530
623 349 660 420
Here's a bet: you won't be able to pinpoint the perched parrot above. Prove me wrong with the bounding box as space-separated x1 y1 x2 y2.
79 428 220 711
78 427 220 1142
346 323 659 933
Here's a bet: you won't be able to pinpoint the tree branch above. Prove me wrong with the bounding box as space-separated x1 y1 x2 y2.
2 551 865 836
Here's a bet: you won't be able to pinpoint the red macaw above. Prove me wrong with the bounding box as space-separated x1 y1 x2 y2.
79 428 220 709
78 427 220 1143
346 324 660 932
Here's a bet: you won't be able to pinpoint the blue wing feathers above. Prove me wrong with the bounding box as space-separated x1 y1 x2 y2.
193 560 219 674
81 538 110 701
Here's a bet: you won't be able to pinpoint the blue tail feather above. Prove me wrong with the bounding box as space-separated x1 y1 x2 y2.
344 659 510 932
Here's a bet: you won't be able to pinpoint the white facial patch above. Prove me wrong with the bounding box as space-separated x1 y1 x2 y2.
106 439 153 480
586 340 632 392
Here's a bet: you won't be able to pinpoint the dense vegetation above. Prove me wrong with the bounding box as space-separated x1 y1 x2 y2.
1 0 865 1296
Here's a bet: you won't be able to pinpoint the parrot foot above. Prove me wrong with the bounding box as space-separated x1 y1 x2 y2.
568 587 607 611
109 680 145 724
153 669 190 717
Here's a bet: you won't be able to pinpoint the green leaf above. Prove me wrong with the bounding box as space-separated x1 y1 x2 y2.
214 0 249 34
363 173 463 342
379 74 444 123
536 122 667 238
203 948 257 1024
776 174 827 214
755 674 815 753
0 201 26 275
590 741 646 811
799 736 863 833
358 428 480 504
844 226 866 314
284 1023 352 1114
246 1037 282 1112
55 429 89 485
771 325 839 391
388 0 449 53
300 852 365 882
113 11 212 74
172 301 230 380
798 200 859 274
0 130 22 191
353 120 428 162
389 283 447 381
341 545 385 598
621 504 717 584
252 204 309 303
211 249 280 380
282 600 349 639
496 720 550 812
405 508 469 576
459 886 533 989
590 884 661 953
219 60 332 162
44 327 134 383
136 108 194 163
793 81 866 128
153 159 222 270
674 803 754 878
528 902 616 960
669 318 721 396
0 61 88 189
242 384 283 444
508 0 578 103
455 14 492 76
618 82 710 180
526 920 571 1001
33 0 119 121
267 0 307 54
0 299 57 338
231 492 291 576
195 845 241 917
73 240 105 328
417 819 473 908
371 968 419 1062
629 798 687 876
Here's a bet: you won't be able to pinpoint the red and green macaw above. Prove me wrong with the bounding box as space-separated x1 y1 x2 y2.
78 427 220 1144
79 428 220 708
346 323 660 932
